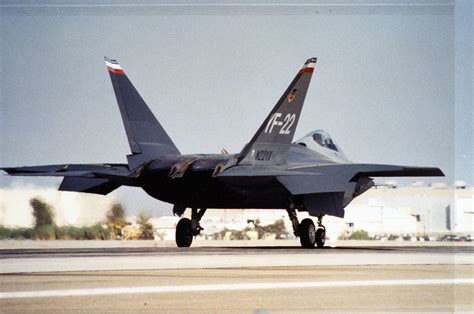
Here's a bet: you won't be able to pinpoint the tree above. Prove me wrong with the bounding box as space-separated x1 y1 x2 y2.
106 203 127 237
137 212 154 240
30 197 55 228
29 197 56 240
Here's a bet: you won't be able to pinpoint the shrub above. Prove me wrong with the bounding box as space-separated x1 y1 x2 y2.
9 228 35 240
0 226 11 239
137 212 154 240
56 226 80 240
348 230 370 240
0 224 112 240
34 224 56 240
262 219 288 239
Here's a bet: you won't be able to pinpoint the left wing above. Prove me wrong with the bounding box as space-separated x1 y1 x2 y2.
217 163 443 217
278 163 443 217
276 163 444 195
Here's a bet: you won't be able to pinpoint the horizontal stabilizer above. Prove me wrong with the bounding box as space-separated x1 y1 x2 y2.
59 177 120 195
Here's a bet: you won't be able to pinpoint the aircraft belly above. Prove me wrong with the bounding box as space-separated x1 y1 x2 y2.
142 174 290 209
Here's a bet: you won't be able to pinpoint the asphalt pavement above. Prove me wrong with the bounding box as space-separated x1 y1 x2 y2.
0 242 472 312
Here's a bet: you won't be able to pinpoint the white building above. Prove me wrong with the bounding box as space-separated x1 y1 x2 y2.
2 184 471 239
0 186 116 227
351 186 474 234
174 185 473 239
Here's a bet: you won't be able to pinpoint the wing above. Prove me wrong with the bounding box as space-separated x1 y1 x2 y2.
2 153 233 194
1 163 132 195
218 163 443 218
276 163 444 195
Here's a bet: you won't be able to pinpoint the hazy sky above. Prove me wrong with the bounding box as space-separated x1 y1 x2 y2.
1 1 471 214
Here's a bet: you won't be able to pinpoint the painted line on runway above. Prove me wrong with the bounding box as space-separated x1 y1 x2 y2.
1 278 473 299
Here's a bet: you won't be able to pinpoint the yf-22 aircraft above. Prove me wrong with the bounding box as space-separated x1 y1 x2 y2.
2 57 444 248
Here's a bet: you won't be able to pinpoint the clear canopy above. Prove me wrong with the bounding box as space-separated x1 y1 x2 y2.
310 130 341 152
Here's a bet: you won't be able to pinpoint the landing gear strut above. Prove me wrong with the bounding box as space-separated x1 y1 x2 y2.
175 208 206 247
286 209 326 248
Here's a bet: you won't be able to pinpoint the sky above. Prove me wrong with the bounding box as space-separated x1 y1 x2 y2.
1 1 472 215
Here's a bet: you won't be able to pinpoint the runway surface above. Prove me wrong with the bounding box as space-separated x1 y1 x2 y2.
0 244 472 273
1 243 473 312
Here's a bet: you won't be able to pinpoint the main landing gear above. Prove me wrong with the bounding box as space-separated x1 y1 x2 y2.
175 208 207 247
287 209 326 248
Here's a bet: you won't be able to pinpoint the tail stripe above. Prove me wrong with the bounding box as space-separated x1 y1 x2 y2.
105 57 125 74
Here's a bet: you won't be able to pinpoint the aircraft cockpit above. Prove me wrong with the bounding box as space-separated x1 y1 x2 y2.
310 130 340 152
294 130 348 160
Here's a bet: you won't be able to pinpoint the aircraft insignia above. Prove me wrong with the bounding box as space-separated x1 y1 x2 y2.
288 88 297 103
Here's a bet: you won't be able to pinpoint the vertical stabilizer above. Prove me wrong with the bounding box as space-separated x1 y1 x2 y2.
105 57 180 169
237 58 317 166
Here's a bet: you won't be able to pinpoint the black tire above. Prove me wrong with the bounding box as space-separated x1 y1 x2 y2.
299 218 316 248
176 218 193 247
315 227 326 248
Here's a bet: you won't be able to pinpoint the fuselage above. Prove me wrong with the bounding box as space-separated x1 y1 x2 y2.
140 131 369 211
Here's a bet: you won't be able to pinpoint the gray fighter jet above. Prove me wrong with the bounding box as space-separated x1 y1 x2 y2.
1 57 444 248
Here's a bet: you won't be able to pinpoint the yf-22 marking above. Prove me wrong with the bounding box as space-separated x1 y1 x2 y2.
264 113 296 134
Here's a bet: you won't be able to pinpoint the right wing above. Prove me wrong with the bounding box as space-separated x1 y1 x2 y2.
1 153 233 194
1 163 132 195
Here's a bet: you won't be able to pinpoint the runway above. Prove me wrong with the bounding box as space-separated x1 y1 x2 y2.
0 243 472 273
1 242 473 312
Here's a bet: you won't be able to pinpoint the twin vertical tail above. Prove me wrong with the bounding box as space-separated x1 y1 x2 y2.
105 57 316 169
237 58 317 166
105 57 180 169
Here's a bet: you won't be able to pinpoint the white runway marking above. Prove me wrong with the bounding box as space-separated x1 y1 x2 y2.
1 278 473 299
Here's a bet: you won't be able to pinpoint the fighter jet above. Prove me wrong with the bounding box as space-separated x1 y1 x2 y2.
1 57 444 248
